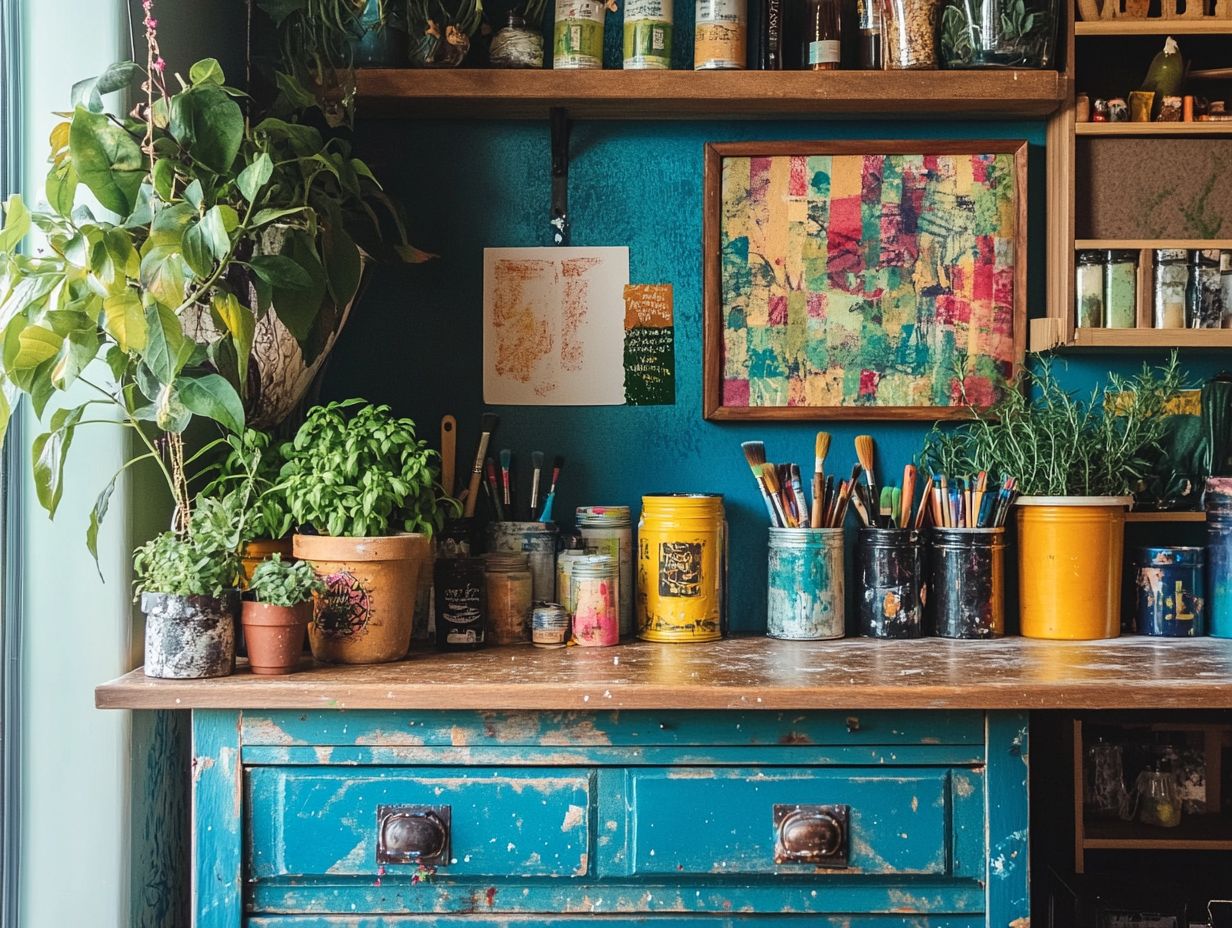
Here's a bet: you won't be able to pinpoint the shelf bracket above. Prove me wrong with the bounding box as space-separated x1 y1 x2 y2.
550 106 570 246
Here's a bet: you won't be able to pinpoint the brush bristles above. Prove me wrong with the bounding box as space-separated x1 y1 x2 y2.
499 448 512 468
815 432 831 470
552 455 565 470
481 413 499 433
760 462 780 493
741 440 766 470
532 451 544 469
854 434 876 471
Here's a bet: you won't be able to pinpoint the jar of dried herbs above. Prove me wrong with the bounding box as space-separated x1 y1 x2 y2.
1076 250 1104 328
1103 250 1137 329
1187 249 1222 329
883 0 940 68
1153 249 1188 329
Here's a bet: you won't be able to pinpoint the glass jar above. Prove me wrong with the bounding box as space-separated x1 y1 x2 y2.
555 533 588 622
485 552 533 645
577 505 634 637
570 554 620 646
1103 250 1137 329
1153 249 1189 329
1221 252 1232 328
938 0 1058 68
883 0 941 69
1187 249 1222 329
1086 738 1128 818
1135 765 1182 828
490 12 545 68
1075 250 1104 328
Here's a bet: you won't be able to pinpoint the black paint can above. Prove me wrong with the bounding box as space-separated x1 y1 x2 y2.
434 556 488 650
857 527 926 639
928 527 1006 639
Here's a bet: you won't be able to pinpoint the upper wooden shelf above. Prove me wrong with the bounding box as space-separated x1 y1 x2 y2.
354 68 1070 119
1075 238 1232 249
1075 19 1232 34
1076 122 1232 136
1066 327 1232 349
1125 510 1205 522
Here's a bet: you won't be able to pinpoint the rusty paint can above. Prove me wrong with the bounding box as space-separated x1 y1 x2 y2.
857 527 926 639
1206 477 1232 638
766 527 845 639
1132 546 1206 637
485 520 559 604
636 493 725 641
142 591 239 679
928 527 1006 639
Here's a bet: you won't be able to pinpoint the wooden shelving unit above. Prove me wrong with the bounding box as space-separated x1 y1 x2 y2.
1075 19 1232 34
1075 239 1232 250
354 69 1070 119
1075 122 1232 136
1068 328 1232 349
1124 510 1206 522
1083 814 1232 850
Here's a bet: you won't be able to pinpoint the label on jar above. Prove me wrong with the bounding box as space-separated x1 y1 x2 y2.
694 0 746 69
807 39 840 65
554 0 606 69
624 0 672 68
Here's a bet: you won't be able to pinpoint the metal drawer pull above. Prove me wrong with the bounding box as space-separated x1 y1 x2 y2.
773 804 849 868
377 805 451 865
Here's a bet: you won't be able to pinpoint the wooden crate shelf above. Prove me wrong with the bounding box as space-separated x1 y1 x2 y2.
1075 19 1232 34
354 68 1070 119
1076 122 1232 136
1067 328 1232 349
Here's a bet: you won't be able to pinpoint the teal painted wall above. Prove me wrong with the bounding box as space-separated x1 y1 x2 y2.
325 116 1228 633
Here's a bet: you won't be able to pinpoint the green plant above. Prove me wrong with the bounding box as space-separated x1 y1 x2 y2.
199 429 293 541
923 355 1186 497
257 0 368 101
279 399 455 537
249 553 324 605
133 491 251 597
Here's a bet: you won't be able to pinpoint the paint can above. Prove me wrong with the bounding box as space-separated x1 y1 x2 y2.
857 527 926 639
577 505 634 636
766 527 845 640
486 521 559 605
554 0 606 69
636 493 726 641
484 552 534 644
1133 546 1206 637
694 0 747 69
1207 477 1232 638
570 555 620 646
531 601 571 648
929 527 1005 639
556 533 588 625
623 0 672 69
434 556 488 650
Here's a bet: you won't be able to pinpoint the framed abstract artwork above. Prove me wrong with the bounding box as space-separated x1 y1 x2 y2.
702 140 1028 421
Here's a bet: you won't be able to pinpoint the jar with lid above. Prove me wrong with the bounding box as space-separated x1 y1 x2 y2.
1103 250 1137 329
577 505 633 636
570 554 620 646
555 533 588 621
694 0 747 70
1153 249 1189 329
1187 249 1222 329
485 553 533 645
1134 764 1182 828
883 0 941 68
435 557 488 650
490 11 545 68
1075 250 1104 328
1221 252 1232 328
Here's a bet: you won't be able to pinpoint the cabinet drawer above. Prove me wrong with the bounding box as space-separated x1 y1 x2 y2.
618 767 959 877
247 767 593 879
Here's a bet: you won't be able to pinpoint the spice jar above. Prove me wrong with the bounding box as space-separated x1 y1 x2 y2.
490 11 545 67
1103 250 1137 329
570 554 620 646
1187 249 1222 329
882 0 939 68
1076 250 1104 328
485 552 533 645
1153 249 1189 329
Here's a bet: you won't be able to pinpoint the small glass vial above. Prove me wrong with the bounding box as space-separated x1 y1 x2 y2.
1103 250 1138 329
1075 250 1104 328
1221 252 1232 328
555 533 587 622
570 554 619 646
1187 249 1222 329
1153 249 1189 329
485 552 533 645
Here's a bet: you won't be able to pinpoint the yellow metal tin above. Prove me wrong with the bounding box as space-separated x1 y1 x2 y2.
636 494 726 642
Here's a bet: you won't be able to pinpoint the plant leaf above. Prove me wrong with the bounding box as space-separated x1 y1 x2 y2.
211 290 255 388
0 195 30 253
188 58 226 86
70 61 141 114
142 302 192 384
102 290 147 352
182 205 231 277
68 106 145 216
174 373 245 434
168 84 244 174
31 405 85 517
248 253 314 289
45 162 79 218
237 153 274 204
86 470 118 573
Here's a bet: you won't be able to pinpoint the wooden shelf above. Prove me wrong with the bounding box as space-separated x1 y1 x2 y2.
354 68 1070 119
1075 239 1232 250
1125 510 1206 522
1066 327 1232 349
1075 19 1232 34
1084 814 1232 851
1076 122 1232 136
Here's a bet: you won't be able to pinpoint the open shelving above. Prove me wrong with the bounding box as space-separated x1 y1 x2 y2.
1075 19 1232 35
1075 122 1232 135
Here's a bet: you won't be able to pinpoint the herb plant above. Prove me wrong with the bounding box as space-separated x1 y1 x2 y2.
133 492 252 597
249 554 325 606
923 355 1185 497
199 429 293 541
279 399 454 538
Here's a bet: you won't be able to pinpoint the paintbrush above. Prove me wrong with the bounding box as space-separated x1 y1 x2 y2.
938 474 950 527
777 464 796 525
463 413 499 518
848 482 872 527
890 487 902 529
529 451 545 517
879 486 894 529
811 432 831 529
485 456 505 521
914 474 934 530
762 463 794 528
835 478 856 526
500 449 513 513
820 475 836 526
854 435 878 527
538 456 565 523
741 441 782 527
440 415 457 497
901 464 916 529
789 464 809 528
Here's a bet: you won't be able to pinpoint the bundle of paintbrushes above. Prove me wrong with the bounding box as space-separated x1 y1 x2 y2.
846 436 932 530
481 449 565 523
740 434 858 529
928 473 1018 529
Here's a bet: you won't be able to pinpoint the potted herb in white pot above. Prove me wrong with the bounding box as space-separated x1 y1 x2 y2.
242 554 325 675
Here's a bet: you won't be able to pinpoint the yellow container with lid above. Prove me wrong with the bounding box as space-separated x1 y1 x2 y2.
636 493 726 642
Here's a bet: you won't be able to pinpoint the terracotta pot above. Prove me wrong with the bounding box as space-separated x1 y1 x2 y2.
293 533 429 664
241 601 311 675
240 537 295 588
142 591 239 679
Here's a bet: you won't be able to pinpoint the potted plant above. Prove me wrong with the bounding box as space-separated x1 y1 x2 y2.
243 554 325 675
407 0 485 67
925 355 1184 640
939 0 1058 69
281 399 453 663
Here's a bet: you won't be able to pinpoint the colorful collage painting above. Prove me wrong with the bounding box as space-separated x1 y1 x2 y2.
709 144 1024 418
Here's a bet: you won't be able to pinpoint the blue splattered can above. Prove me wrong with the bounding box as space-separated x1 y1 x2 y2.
1133 546 1206 637
530 601 571 649
1206 478 1232 638
766 527 845 640
857 528 926 639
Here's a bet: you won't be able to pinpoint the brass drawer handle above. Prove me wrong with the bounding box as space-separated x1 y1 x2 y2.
377 805 451 865
773 803 849 868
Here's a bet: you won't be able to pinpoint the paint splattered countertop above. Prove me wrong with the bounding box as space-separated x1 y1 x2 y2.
96 636 1232 711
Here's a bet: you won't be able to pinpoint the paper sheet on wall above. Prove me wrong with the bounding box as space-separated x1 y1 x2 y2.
483 247 629 406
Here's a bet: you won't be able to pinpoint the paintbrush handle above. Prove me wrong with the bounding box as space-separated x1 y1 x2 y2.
811 473 824 529
530 471 542 511
463 433 492 518
441 415 457 497
753 476 783 527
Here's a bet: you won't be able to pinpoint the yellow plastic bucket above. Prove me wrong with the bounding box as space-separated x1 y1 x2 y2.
1017 496 1132 640
636 494 726 641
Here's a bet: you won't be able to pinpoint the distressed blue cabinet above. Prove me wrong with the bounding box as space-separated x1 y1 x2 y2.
191 709 1028 927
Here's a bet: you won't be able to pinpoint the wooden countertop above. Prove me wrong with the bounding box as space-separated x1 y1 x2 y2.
95 636 1232 711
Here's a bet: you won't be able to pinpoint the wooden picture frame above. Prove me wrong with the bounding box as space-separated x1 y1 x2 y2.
702 139 1028 421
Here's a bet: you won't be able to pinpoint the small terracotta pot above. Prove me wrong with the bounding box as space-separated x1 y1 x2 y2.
293 533 429 664
241 601 311 675
240 537 295 588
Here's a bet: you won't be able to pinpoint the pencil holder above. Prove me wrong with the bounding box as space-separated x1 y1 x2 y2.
766 527 845 640
928 527 1005 639
857 527 926 639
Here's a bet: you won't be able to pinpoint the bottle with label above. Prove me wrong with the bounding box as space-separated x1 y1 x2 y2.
434 557 488 650
554 0 606 69
694 0 747 70
758 0 784 68
803 0 841 69
855 0 880 67
1153 249 1188 329
624 0 672 68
